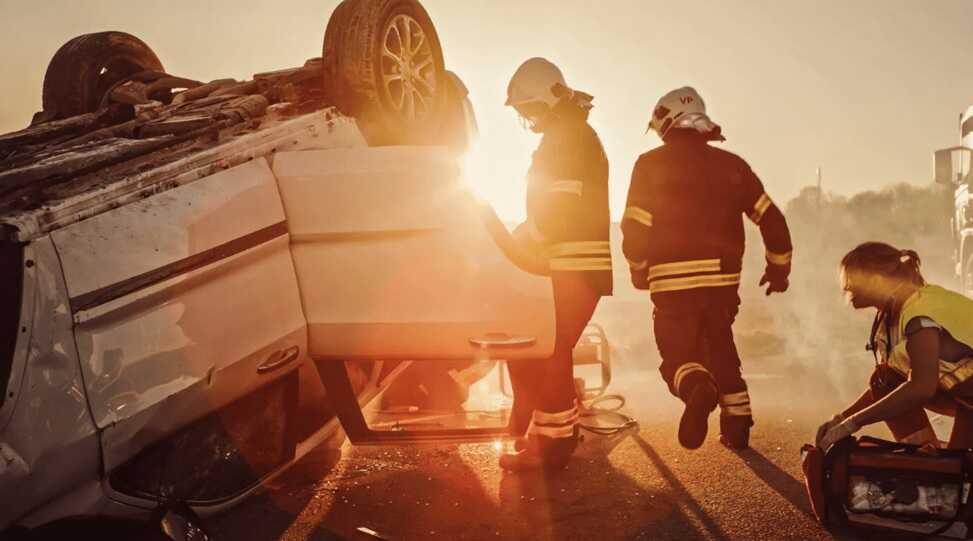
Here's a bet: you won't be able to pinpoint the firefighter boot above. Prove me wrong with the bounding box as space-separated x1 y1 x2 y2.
677 371 719 450
512 379 588 453
718 391 753 449
719 414 754 449
500 404 579 471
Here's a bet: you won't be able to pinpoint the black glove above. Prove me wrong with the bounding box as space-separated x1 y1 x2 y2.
759 263 790 296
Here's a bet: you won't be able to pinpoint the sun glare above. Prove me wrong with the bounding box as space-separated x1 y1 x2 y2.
459 121 533 222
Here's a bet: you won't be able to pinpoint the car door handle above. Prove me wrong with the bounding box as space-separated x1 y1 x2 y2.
469 333 537 348
257 345 300 374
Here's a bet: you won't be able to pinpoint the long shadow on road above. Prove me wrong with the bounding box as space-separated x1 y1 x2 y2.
213 432 847 540
731 447 816 520
305 436 729 541
629 434 729 541
730 447 860 541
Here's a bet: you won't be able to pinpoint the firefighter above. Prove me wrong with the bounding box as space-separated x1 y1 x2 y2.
499 58 613 471
816 242 973 450
622 87 792 450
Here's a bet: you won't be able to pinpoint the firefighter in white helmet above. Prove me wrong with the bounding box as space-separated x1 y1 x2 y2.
622 87 792 450
500 57 613 471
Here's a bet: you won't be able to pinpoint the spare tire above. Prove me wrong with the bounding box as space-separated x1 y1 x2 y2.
323 0 446 145
41 31 164 121
322 0 356 107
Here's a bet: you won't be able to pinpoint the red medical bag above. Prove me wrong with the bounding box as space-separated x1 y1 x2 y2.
802 436 973 538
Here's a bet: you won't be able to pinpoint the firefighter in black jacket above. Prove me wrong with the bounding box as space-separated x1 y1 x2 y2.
622 87 792 450
500 58 613 471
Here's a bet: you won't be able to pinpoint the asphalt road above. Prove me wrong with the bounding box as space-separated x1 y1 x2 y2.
207 363 903 541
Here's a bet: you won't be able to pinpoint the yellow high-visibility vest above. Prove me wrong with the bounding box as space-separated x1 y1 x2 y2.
886 285 973 391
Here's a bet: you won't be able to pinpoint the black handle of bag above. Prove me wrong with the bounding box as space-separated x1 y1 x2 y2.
856 435 928 453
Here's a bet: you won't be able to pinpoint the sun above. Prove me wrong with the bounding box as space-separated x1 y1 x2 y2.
459 122 535 223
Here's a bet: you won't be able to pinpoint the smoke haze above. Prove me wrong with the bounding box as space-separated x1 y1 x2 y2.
597 181 955 403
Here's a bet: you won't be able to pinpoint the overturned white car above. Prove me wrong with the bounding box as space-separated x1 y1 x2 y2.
0 0 613 536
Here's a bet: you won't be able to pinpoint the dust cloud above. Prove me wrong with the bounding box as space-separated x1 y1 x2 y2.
595 181 955 404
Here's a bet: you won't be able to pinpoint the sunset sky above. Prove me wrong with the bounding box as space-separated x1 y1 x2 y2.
1 0 971 220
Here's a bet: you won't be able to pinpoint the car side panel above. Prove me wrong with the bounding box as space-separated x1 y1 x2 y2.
0 238 100 530
273 146 556 361
50 159 308 472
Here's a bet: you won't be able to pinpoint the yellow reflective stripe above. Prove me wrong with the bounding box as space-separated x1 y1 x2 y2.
648 259 721 280
528 421 576 439
533 404 580 424
721 404 753 417
546 241 610 258
628 259 648 271
673 362 710 392
650 273 741 293
748 193 773 223
623 206 653 227
550 257 613 271
719 391 750 406
940 358 973 390
766 250 793 266
891 354 973 392
547 180 583 196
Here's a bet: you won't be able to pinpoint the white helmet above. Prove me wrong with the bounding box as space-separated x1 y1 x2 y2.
505 57 569 108
648 86 722 140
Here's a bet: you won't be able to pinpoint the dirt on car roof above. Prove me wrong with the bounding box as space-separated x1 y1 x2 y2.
0 58 329 218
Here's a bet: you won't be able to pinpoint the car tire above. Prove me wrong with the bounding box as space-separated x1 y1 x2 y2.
434 70 478 153
322 0 356 106
323 0 446 145
41 31 164 121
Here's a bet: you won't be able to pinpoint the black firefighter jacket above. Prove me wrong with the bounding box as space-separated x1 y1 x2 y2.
621 130 792 308
526 100 613 296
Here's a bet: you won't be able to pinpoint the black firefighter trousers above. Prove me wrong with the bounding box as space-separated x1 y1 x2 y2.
654 297 753 424
507 272 601 435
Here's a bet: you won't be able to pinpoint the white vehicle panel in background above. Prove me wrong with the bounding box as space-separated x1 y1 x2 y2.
274 146 556 361
50 159 307 471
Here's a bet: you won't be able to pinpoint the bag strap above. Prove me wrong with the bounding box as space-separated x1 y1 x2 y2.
856 435 970 461
867 310 883 364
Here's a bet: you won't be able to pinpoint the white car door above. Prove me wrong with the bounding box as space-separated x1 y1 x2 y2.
273 146 555 361
52 158 308 475
272 146 556 443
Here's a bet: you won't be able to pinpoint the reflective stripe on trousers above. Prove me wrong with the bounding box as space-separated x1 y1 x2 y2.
548 241 612 271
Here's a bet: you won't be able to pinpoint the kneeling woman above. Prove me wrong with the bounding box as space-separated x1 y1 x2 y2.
817 242 973 450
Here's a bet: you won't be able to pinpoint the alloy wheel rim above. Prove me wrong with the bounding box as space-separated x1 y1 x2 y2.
380 14 436 120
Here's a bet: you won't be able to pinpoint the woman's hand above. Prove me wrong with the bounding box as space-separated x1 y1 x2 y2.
818 416 860 450
814 413 845 447
814 414 843 446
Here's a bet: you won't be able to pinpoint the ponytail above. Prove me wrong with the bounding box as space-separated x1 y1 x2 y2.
840 242 925 288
